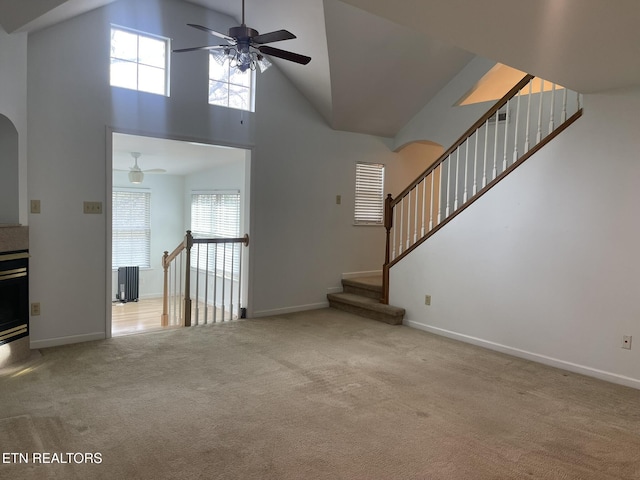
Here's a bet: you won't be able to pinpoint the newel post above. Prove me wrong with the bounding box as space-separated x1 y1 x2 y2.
183 231 193 327
161 251 169 326
382 193 393 305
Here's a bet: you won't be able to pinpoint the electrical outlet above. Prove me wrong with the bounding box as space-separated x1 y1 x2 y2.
425 294 431 306
31 302 41 316
336 195 341 205
30 199 41 214
83 201 103 214
622 335 632 350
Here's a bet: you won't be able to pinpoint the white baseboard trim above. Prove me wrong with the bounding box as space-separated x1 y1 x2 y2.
342 270 382 280
30 332 106 349
252 302 329 318
406 320 640 390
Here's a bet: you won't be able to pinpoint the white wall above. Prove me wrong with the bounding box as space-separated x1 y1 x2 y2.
390 86 640 388
26 0 411 345
112 171 184 299
0 26 27 225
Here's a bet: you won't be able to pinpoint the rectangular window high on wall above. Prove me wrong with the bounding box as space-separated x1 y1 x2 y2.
208 54 255 112
354 162 385 225
112 188 151 268
110 26 169 96
191 191 241 274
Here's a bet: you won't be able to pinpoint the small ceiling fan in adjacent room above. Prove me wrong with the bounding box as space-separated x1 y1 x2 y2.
173 0 311 73
114 152 166 184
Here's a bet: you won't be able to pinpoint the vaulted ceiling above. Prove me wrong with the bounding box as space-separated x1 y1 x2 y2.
2 0 639 138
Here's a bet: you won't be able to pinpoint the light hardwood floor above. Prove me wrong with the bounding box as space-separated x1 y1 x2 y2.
112 297 238 336
111 297 176 336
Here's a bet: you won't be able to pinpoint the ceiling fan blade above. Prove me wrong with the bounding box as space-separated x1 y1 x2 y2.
252 29 296 44
258 45 311 65
173 45 227 53
187 23 234 42
143 169 167 174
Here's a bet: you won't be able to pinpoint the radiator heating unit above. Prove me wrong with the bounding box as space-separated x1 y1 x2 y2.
117 266 139 302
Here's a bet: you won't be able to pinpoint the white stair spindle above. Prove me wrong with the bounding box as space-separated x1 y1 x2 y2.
482 119 489 187
429 172 434 230
513 87 521 163
413 187 426 243
463 140 469 203
549 82 556 133
437 164 443 223
421 177 427 236
536 79 544 143
391 205 397 260
399 199 404 254
445 156 451 218
503 100 510 171
407 192 412 249
561 87 568 122
473 130 478 195
525 80 532 152
493 110 499 179
454 149 460 211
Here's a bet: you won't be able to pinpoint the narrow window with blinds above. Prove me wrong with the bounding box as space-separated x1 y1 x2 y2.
191 191 241 275
112 188 151 268
354 162 385 225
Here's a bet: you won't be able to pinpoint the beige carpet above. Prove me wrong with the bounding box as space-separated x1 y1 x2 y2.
1 308 640 479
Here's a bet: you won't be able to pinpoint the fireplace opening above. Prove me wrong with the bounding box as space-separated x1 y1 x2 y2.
0 250 29 346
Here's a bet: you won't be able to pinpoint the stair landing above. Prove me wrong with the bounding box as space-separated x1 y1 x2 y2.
327 275 405 325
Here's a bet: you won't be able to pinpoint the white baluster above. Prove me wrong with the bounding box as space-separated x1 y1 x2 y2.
536 79 544 143
429 172 434 230
503 100 509 171
445 156 451 218
399 199 404 254
413 186 418 244
561 87 567 123
513 87 521 163
493 110 499 179
407 192 412 249
391 205 397 261
463 140 469 203
421 177 427 236
437 164 443 223
454 149 460 211
482 119 489 187
473 130 478 195
577 91 581 111
549 82 556 133
525 80 532 152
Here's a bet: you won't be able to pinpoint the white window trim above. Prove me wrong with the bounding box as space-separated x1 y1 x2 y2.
208 55 256 112
110 24 171 97
354 162 385 226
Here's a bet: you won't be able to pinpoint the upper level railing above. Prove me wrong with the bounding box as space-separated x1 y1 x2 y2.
382 74 583 303
161 230 249 326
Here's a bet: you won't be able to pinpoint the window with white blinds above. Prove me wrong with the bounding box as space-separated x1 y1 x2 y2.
191 191 241 274
354 162 385 225
112 188 151 268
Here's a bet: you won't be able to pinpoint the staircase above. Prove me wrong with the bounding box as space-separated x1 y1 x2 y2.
327 275 405 325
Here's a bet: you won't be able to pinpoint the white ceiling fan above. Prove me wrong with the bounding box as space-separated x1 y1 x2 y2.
115 152 166 184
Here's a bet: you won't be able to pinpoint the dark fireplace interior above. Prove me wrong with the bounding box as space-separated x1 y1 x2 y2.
0 250 29 346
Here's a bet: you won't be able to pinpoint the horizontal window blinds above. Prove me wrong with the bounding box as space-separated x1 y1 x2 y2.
354 162 385 225
191 192 241 274
112 189 151 268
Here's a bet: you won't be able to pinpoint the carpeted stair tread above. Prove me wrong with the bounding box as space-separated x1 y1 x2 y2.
327 292 405 325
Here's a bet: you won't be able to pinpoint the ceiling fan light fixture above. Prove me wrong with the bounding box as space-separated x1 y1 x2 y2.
256 54 272 73
128 170 144 184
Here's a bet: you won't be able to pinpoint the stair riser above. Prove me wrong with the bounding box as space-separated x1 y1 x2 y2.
328 299 403 326
343 284 381 300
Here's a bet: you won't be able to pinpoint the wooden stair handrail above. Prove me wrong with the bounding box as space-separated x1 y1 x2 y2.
161 231 250 327
391 74 534 208
381 73 582 305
